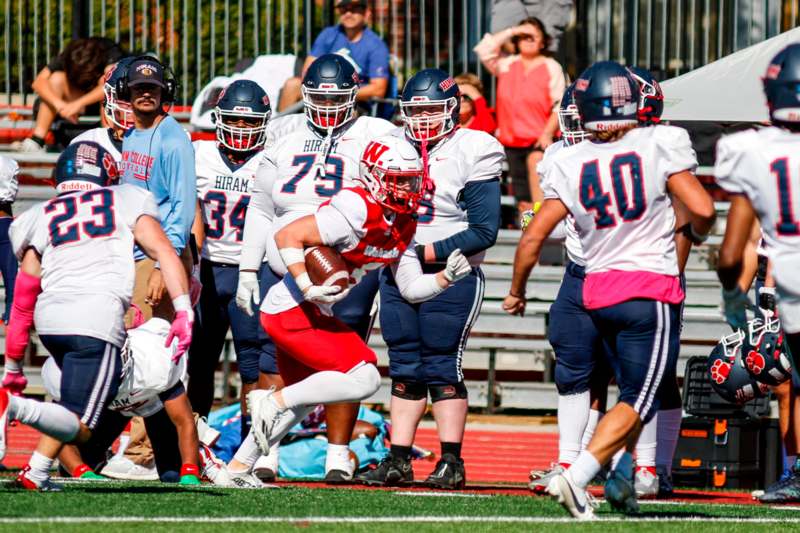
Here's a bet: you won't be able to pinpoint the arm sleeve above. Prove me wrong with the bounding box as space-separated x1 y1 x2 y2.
310 27 334 58
390 242 446 304
161 139 197 253
366 39 390 80
240 152 277 270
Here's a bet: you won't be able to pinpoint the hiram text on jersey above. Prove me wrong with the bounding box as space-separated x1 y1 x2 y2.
214 175 251 193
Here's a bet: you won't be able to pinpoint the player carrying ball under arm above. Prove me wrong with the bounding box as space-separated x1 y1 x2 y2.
504 61 715 519
0 141 192 490
247 134 472 458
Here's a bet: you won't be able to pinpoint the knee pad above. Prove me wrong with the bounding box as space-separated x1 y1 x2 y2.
429 382 468 403
391 380 427 401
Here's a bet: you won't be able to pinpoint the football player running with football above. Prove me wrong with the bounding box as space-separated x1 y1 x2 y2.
188 79 287 485
716 43 800 503
231 54 395 484
505 61 715 519
0 141 193 490
356 69 504 490
247 134 471 468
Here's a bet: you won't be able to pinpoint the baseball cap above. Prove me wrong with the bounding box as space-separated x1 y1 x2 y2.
127 58 167 89
336 0 368 8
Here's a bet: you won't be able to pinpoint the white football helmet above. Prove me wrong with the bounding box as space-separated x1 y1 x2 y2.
358 134 425 214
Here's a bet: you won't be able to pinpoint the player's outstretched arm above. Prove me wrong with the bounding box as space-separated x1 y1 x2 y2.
504 199 568 317
274 214 345 304
391 247 471 304
2 248 42 395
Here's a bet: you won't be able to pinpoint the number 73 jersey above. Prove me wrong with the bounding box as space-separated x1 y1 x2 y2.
715 126 800 297
194 140 262 264
542 125 697 276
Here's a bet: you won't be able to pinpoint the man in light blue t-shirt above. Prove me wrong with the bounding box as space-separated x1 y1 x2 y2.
277 0 390 111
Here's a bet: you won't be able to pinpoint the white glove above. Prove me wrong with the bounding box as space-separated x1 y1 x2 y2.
303 284 349 304
236 271 261 316
443 249 471 283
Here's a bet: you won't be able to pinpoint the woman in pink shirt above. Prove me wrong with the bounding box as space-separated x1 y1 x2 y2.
475 17 566 214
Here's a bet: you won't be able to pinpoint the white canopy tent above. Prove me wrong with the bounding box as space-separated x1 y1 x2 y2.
662 28 800 123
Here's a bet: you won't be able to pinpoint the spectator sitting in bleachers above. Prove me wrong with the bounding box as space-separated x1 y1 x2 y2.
12 37 125 153
455 73 497 135
277 0 390 112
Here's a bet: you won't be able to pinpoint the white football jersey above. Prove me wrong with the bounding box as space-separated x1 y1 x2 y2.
240 115 395 271
70 128 123 162
715 127 800 332
0 155 20 203
10 184 159 347
389 127 504 265
542 125 697 276
538 141 585 266
194 140 262 264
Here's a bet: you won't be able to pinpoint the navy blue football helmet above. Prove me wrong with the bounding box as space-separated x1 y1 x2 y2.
743 316 793 386
213 79 271 151
573 61 639 132
628 66 664 125
558 83 588 146
707 329 769 405
54 141 119 193
103 56 136 129
302 54 359 130
764 43 800 123
399 68 460 142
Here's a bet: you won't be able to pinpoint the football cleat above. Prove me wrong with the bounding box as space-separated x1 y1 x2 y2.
425 453 466 490
14 466 63 492
253 453 279 483
199 444 228 485
247 389 284 455
758 466 800 503
226 469 274 489
634 466 659 499
100 456 159 481
547 471 597 520
656 465 674 498
356 455 414 486
0 388 9 461
529 463 566 494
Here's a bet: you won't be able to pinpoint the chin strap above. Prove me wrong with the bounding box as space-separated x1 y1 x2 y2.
312 126 335 178
419 140 436 201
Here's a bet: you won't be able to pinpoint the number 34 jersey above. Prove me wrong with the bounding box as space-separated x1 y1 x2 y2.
715 127 800 301
9 184 159 347
542 125 697 277
194 140 261 264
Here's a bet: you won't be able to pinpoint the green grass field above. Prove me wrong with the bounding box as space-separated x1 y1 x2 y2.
2 479 800 532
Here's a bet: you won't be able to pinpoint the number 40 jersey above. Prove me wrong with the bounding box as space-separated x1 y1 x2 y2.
9 184 159 347
194 140 262 265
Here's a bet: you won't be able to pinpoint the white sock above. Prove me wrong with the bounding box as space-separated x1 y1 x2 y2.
568 451 602 489
26 451 54 484
325 443 351 473
557 391 590 465
231 431 262 470
656 408 682 475
636 413 658 468
9 395 80 443
281 364 380 408
581 409 601 451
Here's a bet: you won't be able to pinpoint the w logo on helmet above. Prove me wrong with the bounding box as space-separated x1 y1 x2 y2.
710 358 732 385
362 141 391 166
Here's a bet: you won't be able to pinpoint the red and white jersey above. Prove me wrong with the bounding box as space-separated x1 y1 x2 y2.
71 127 123 163
194 140 261 264
390 127 504 265
715 127 800 332
9 184 159 347
538 140 585 267
262 188 418 314
240 116 395 271
542 125 697 309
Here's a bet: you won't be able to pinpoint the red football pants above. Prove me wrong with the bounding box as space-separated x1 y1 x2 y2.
261 303 377 386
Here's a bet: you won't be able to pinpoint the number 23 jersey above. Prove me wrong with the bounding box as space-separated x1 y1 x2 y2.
542 125 697 277
715 126 800 300
9 184 159 347
194 140 261 264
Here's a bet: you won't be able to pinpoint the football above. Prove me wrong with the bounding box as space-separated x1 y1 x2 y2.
304 246 350 292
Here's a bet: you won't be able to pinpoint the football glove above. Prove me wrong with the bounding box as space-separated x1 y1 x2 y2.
166 310 194 362
303 284 349 304
721 286 751 332
235 271 261 317
443 249 471 283
2 359 27 396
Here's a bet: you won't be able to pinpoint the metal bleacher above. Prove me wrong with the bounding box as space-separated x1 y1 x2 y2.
0 143 733 412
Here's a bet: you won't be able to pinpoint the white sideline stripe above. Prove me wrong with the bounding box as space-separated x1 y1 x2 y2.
3 516 800 524
394 491 491 498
